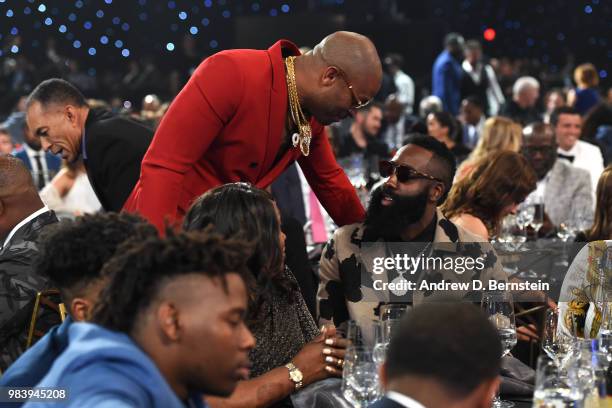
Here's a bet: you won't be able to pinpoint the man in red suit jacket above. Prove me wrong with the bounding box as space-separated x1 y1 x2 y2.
123 31 382 231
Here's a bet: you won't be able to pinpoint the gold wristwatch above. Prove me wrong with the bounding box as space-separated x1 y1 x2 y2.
285 362 304 391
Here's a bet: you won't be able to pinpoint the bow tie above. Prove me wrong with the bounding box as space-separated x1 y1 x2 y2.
557 153 575 163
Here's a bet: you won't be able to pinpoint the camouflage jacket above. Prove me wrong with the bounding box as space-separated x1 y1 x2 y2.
0 210 58 371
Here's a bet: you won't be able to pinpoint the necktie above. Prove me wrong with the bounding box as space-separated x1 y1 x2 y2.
308 189 328 243
33 153 46 190
557 153 575 163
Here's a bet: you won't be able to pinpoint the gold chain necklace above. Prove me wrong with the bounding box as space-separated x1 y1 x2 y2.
284 56 312 156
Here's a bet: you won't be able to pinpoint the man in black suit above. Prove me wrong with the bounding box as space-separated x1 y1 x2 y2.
25 78 153 212
371 303 501 408
0 156 59 370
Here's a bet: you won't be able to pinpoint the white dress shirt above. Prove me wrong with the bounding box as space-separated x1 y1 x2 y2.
557 139 604 200
23 143 51 187
386 391 427 408
393 70 415 115
296 166 336 246
2 206 50 249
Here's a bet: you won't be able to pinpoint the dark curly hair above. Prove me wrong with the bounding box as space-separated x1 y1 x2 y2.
183 183 296 319
35 212 157 302
92 228 252 334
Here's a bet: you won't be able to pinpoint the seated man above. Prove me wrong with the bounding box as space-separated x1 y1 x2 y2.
0 156 58 371
372 303 501 408
0 128 14 155
317 134 506 341
25 231 255 408
0 212 156 390
521 122 593 227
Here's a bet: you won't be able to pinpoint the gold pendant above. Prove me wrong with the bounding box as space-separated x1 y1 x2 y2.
291 133 300 147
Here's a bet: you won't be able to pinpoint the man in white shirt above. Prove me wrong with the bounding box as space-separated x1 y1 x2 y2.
384 54 415 115
372 303 501 408
553 106 604 197
0 155 58 369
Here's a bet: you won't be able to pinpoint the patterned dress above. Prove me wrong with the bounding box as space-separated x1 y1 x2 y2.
248 266 319 379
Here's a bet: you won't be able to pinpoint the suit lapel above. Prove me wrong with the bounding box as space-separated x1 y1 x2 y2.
257 40 301 188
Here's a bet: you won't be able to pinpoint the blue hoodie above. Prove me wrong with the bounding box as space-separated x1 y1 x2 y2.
21 322 207 408
0 317 73 408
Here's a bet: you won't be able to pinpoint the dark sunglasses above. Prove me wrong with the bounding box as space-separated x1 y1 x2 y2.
379 160 443 183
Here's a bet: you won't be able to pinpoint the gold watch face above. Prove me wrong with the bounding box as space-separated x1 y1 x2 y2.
290 370 303 382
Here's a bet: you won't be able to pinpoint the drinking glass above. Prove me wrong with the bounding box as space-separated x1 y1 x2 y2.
372 319 401 366
530 202 545 236
378 303 408 321
533 355 583 407
542 308 576 366
342 346 382 407
482 291 517 408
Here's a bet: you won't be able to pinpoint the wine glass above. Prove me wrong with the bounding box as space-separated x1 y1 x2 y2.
516 202 535 231
342 346 382 407
530 202 544 237
482 291 517 408
542 308 576 366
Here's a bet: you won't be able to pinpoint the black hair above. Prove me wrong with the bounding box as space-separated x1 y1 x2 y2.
385 303 501 398
35 213 157 302
463 95 485 111
26 78 88 109
444 32 464 48
183 182 295 319
403 133 457 200
92 228 252 334
357 101 384 115
430 111 460 142
465 39 482 51
550 106 580 127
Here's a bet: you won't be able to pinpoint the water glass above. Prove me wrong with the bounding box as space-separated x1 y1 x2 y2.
533 355 583 407
342 346 382 407
482 291 517 408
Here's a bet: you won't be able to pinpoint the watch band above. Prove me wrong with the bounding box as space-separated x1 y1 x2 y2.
285 362 304 391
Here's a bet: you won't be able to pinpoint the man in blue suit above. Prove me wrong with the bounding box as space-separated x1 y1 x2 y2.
370 303 501 408
432 33 465 116
13 123 61 191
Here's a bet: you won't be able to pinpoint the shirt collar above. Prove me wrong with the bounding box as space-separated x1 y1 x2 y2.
2 206 50 249
558 142 578 156
23 143 42 158
386 391 427 408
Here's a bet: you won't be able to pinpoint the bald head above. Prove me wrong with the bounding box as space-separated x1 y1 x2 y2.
0 155 36 197
0 155 44 242
298 31 382 125
314 31 382 96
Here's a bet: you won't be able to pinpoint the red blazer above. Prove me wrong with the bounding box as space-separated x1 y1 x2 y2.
123 40 365 231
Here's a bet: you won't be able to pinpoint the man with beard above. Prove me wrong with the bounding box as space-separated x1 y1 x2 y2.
317 134 507 338
522 122 593 228
336 103 389 182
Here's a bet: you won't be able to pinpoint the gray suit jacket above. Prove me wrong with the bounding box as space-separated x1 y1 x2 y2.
544 160 593 226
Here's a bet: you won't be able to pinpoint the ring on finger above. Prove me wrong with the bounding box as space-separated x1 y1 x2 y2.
336 358 344 368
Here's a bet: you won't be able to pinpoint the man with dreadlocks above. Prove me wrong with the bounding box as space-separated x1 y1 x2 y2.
25 231 255 408
0 155 58 371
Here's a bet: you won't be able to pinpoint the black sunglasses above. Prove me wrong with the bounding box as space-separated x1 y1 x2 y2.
379 160 443 183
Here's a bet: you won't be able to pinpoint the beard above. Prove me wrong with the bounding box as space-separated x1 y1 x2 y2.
364 185 429 241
